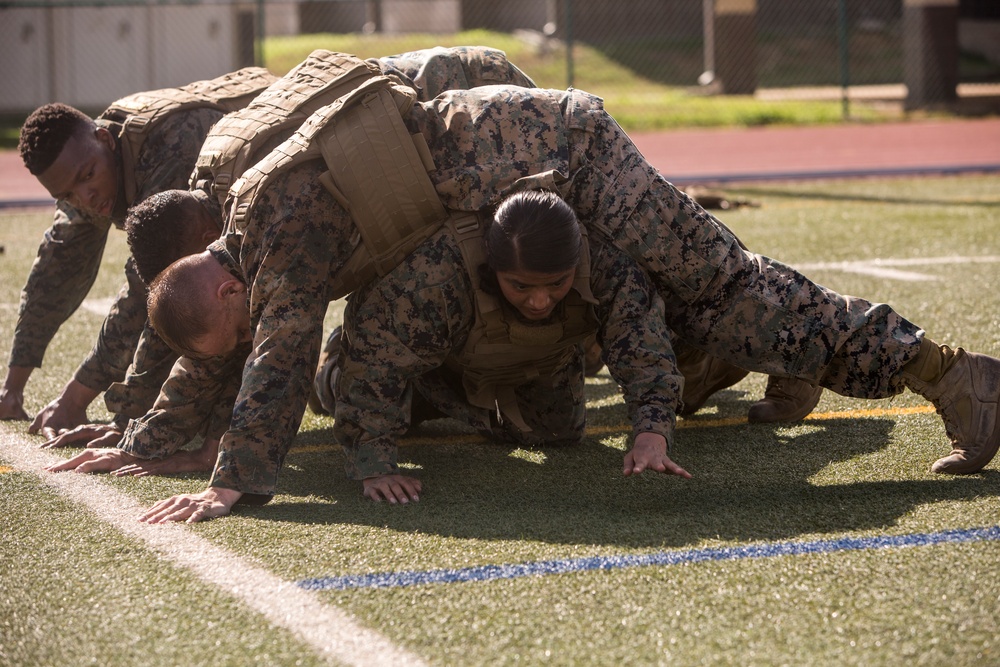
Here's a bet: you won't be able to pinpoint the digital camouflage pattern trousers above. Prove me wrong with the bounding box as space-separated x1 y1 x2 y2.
415 85 924 400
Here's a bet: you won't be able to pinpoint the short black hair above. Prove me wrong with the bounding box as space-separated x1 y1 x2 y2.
18 103 96 175
126 190 213 285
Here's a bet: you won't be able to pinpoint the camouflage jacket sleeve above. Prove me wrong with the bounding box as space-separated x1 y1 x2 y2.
102 321 180 428
8 203 112 369
118 348 245 460
209 161 357 496
71 256 149 391
588 239 681 449
335 229 475 480
374 45 536 100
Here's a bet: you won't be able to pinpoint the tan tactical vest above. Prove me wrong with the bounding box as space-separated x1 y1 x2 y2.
443 212 600 432
99 66 277 207
192 50 383 209
226 75 447 299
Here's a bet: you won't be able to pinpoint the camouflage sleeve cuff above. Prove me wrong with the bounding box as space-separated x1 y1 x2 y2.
344 441 400 481
209 454 280 497
632 406 676 452
72 364 112 393
119 416 192 460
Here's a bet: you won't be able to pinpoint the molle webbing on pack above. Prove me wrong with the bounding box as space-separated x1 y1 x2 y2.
444 212 599 432
227 76 447 300
100 67 277 206
192 50 382 208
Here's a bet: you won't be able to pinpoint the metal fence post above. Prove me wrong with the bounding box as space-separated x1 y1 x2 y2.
838 0 850 119
255 0 265 67
565 0 574 88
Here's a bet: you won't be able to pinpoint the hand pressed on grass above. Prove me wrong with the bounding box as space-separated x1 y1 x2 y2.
623 431 692 479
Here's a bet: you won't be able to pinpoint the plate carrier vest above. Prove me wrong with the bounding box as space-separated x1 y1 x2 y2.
98 66 277 207
226 74 448 299
191 50 384 210
443 212 600 432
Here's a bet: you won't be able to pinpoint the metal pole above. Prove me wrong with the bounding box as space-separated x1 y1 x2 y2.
838 0 850 119
255 0 265 68
565 0 574 88
701 0 715 85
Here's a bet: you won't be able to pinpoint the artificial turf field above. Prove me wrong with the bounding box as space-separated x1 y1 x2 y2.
1 174 999 666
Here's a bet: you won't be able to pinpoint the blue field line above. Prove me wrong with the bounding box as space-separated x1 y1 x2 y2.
298 525 1000 591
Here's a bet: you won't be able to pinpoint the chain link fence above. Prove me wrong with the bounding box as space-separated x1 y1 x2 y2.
2 0 998 121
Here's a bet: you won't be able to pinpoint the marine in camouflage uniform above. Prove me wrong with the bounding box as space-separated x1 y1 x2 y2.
335 218 681 483
106 47 537 466
4 98 231 434
11 46 537 437
130 84 998 520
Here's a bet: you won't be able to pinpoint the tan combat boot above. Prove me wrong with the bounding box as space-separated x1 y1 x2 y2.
678 353 750 416
307 326 343 415
747 377 823 423
902 338 1000 474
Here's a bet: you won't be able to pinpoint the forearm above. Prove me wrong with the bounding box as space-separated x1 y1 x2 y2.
103 323 181 422
11 209 109 368
2 366 33 395
119 351 245 459
54 379 102 415
73 259 151 391
207 358 313 496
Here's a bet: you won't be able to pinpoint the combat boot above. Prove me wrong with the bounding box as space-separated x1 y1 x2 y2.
678 354 750 416
901 338 1000 474
307 326 343 415
747 377 823 423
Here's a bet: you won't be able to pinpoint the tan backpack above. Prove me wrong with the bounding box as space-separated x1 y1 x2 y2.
99 67 278 206
226 75 448 299
191 50 382 210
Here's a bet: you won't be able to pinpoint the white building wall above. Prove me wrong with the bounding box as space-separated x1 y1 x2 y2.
0 3 246 114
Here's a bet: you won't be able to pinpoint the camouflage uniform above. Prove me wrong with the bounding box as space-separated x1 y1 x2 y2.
11 107 224 399
406 86 923 395
336 225 681 480
125 85 922 501
117 47 537 470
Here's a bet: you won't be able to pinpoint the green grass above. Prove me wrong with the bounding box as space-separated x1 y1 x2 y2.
0 472 326 667
2 174 1000 665
265 29 888 131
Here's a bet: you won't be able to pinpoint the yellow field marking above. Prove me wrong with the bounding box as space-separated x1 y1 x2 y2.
0 465 13 474
674 404 936 431
290 404 937 453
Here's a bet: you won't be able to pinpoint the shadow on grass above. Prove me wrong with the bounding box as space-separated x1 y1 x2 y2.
239 410 1000 551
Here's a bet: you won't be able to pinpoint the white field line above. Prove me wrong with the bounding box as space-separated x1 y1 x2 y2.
0 430 427 667
796 254 1000 282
